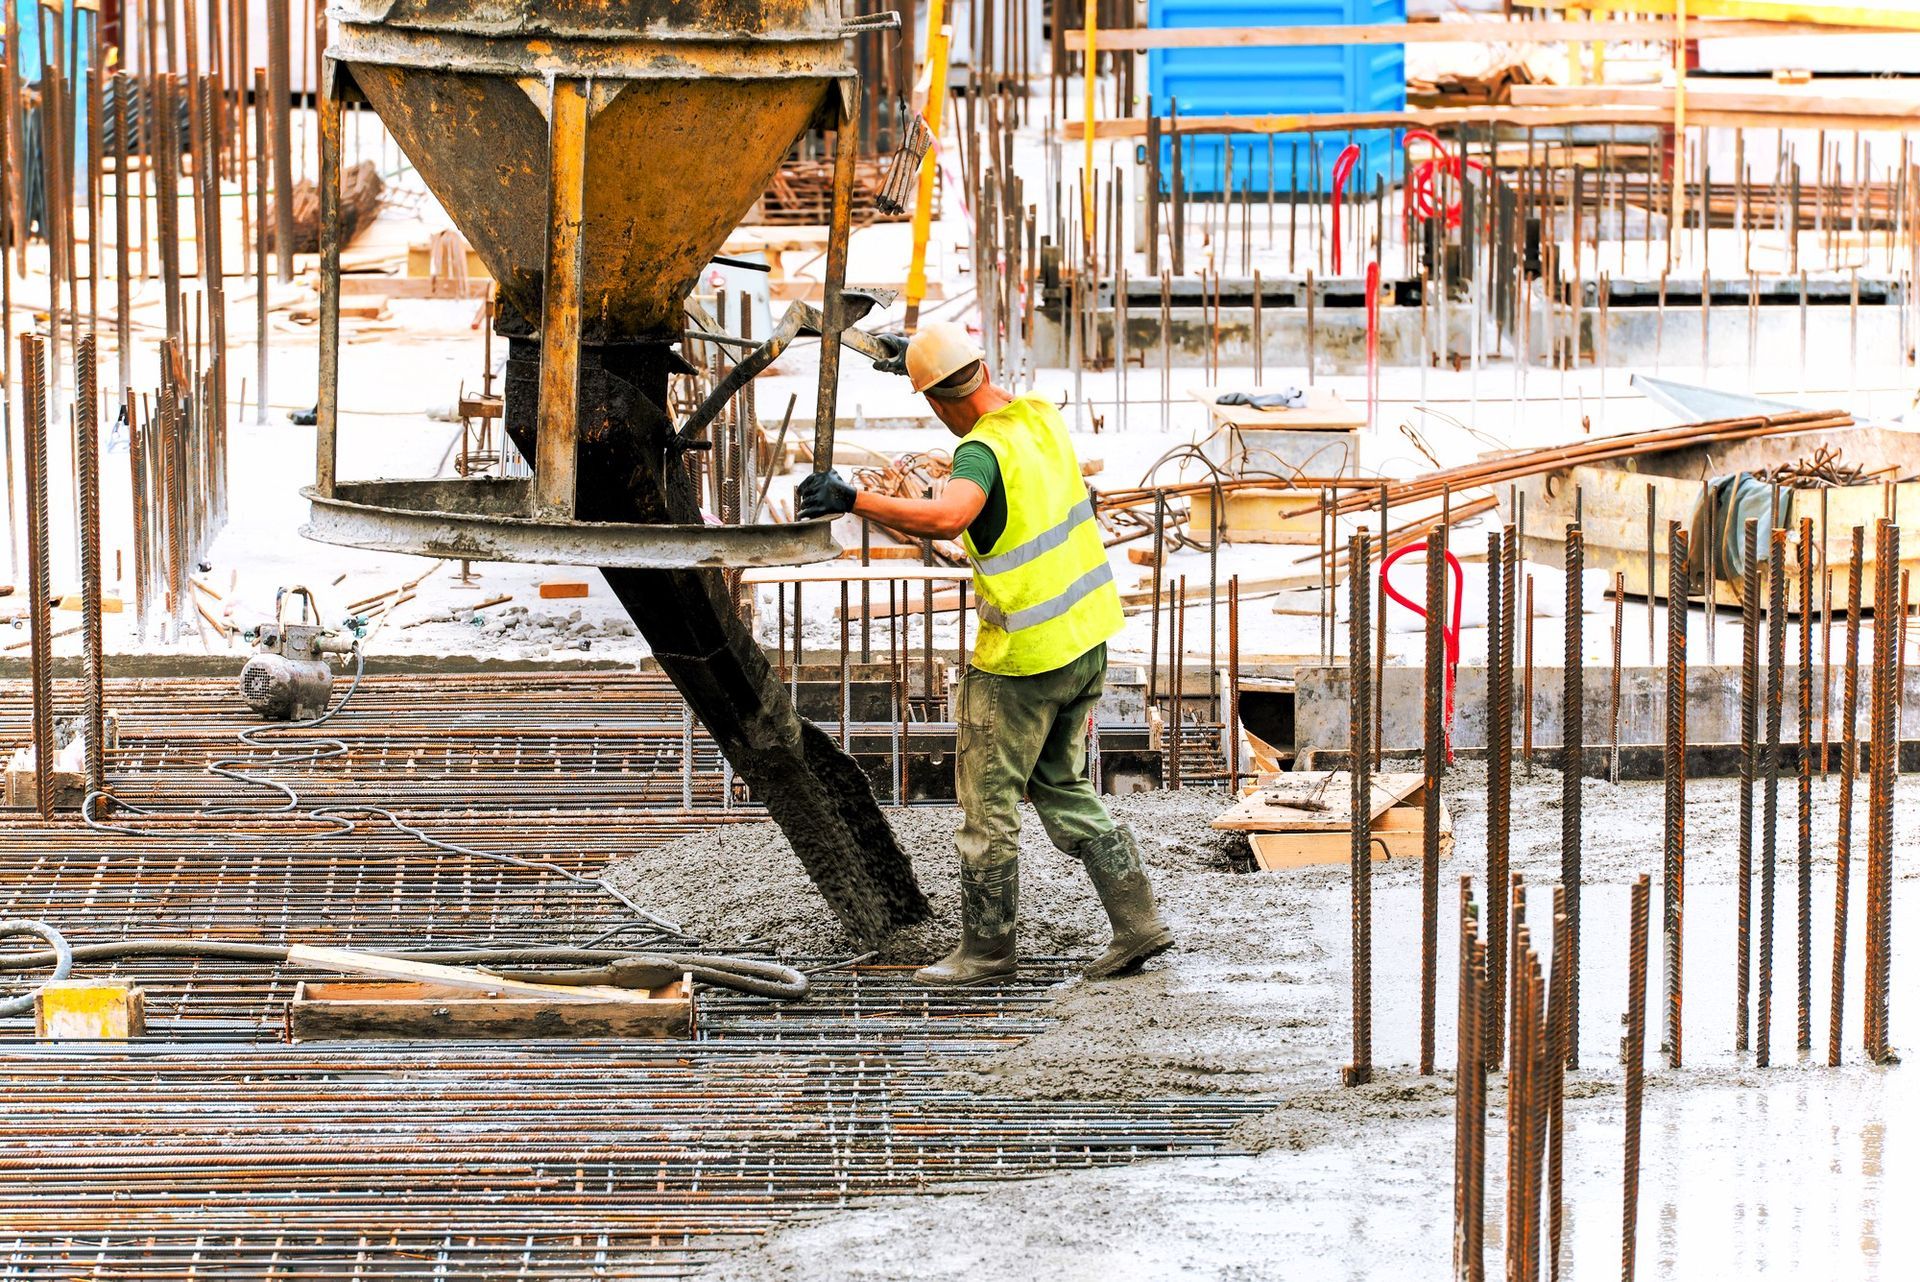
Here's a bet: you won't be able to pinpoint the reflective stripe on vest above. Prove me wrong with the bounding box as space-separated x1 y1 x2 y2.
972 496 1096 577
976 559 1115 634
958 396 1123 676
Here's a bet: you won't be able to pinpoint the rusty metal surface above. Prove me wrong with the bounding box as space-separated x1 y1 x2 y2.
333 0 849 340
0 672 1254 1277
300 480 839 568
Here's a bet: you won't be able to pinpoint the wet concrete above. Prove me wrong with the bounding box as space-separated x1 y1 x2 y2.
673 765 1919 1278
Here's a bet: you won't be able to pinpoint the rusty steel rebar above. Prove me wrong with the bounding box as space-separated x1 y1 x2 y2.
1623 874 1651 1282
1346 532 1374 1089
1609 570 1624 784
20 331 54 817
1561 525 1583 1069
1524 575 1536 779
76 333 106 807
1664 524 1690 1069
1330 410 1853 518
1830 526 1865 1066
1864 521 1898 1064
1422 522 1448 1077
1797 519 1815 1055
1737 517 1760 1052
1488 526 1515 1071
1758 527 1787 1066
1455 877 1486 1282
1506 910 1538 1282
1546 889 1570 1282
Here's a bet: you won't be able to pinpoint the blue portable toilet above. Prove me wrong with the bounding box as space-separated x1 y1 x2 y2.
1146 0 1406 199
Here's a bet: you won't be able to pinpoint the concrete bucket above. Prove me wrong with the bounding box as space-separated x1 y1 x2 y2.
303 0 928 942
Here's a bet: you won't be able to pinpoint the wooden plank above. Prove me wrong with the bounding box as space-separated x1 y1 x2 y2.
1063 17 1897 51
1192 386 1366 432
281 944 652 1005
286 978 694 1041
741 564 973 585
1191 489 1325 546
1249 803 1453 871
36 981 147 1038
1512 84 1920 120
1212 772 1426 832
1518 0 1920 31
1070 101 1920 141
340 274 494 299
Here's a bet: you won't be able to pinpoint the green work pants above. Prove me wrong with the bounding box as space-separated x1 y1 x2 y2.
955 642 1116 876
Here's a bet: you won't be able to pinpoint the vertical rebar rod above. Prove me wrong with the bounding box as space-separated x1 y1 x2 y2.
76 334 105 807
1421 523 1447 1077
1758 527 1788 1066
1524 575 1535 779
1796 519 1815 1055
1737 517 1760 1052
1345 534 1373 1089
1487 526 1513 1070
1561 524 1583 1068
1546 889 1569 1282
1830 526 1864 1066
21 332 54 817
1864 521 1897 1064
1664 524 1690 1069
1622 874 1651 1282
1609 570 1624 784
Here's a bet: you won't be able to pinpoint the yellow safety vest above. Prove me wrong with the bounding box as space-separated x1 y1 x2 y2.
958 396 1122 676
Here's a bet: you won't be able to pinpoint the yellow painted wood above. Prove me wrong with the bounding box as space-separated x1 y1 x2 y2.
35 981 147 1039
904 6 950 322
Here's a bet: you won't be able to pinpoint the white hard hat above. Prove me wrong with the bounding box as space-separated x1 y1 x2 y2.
906 322 986 397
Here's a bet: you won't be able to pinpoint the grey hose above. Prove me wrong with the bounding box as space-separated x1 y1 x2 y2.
0 920 73 1017
0 934 809 1003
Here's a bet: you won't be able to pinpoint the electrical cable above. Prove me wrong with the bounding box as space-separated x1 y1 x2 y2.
0 921 71 1017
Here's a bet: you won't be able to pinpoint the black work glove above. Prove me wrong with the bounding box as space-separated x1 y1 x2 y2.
797 469 858 521
869 331 911 375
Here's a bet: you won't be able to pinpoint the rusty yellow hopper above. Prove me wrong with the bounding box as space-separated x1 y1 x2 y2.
301 0 926 942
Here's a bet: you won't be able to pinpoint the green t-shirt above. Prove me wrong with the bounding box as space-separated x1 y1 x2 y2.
949 440 1008 553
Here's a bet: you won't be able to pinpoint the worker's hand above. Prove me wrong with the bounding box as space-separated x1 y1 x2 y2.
869 331 911 375
797 469 858 521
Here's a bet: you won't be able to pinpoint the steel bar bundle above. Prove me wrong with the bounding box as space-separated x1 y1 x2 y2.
1333 412 1852 518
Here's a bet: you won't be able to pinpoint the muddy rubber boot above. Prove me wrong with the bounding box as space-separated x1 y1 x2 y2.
1078 827 1174 979
914 861 1018 986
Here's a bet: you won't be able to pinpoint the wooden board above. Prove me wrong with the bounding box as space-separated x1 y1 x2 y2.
1511 83 1920 121
283 943 650 1005
1191 488 1329 546
1249 802 1452 871
36 981 147 1039
1192 387 1365 433
1063 17 1899 50
286 977 695 1041
1213 772 1425 832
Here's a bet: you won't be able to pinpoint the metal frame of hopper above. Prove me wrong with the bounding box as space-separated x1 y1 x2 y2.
300 54 866 570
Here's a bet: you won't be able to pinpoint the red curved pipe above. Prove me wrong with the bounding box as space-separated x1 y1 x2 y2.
1329 143 1362 275
1379 539 1465 759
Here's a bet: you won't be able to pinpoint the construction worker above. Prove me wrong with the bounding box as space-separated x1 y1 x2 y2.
797 323 1174 985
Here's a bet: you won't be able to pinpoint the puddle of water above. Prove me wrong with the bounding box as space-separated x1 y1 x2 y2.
1300 876 1919 1277
1315 881 1917 1072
